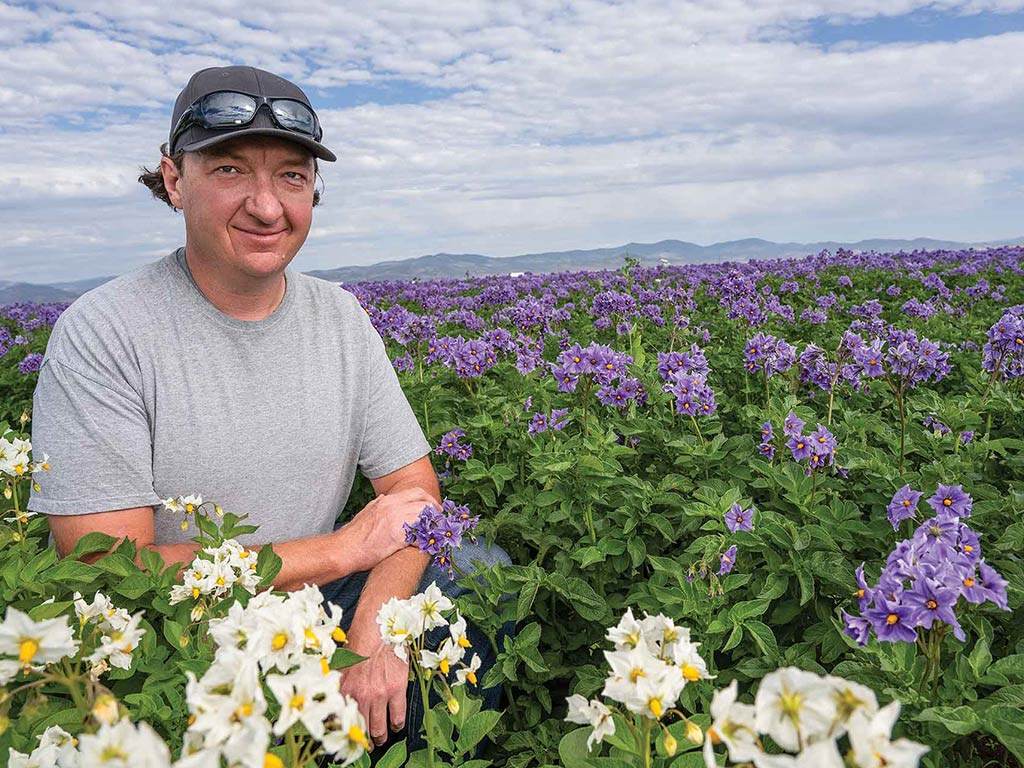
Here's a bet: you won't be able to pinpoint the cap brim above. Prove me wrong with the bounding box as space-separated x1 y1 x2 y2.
177 127 337 162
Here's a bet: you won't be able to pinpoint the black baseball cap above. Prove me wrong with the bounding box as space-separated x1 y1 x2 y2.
168 65 337 161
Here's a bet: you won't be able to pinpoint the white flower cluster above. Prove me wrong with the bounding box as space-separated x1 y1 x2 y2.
0 606 79 685
566 608 712 751
73 592 146 677
377 582 481 689
161 493 220 532
9 721 170 768
180 585 369 767
0 433 47 481
168 539 260 609
705 667 929 768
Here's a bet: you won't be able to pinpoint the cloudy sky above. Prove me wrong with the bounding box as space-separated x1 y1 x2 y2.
2 0 1024 284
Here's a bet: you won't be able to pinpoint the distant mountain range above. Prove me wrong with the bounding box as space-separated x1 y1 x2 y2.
3 236 1022 304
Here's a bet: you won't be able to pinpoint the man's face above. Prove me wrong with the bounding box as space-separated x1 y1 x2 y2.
162 136 316 281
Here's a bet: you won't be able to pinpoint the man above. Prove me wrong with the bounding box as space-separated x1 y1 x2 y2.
28 65 507 750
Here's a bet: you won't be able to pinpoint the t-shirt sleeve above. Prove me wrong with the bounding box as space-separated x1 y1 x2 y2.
27 357 161 516
356 319 431 479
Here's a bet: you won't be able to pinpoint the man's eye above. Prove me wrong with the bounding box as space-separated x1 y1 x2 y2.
284 171 307 181
216 166 239 174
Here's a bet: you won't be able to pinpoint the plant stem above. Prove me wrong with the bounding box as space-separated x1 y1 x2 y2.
584 501 596 543
896 387 907 474
690 415 706 449
641 717 653 768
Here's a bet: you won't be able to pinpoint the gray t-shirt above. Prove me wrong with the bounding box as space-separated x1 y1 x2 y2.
28 248 430 546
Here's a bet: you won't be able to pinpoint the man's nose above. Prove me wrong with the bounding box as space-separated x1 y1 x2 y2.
244 175 284 224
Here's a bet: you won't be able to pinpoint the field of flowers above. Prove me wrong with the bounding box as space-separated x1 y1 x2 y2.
1 245 1022 767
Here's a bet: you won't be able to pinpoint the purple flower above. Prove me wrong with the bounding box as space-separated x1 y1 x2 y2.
403 499 479 579
887 485 922 530
759 421 774 442
718 545 738 575
927 484 972 517
903 576 965 641
842 610 871 646
758 443 776 460
787 434 813 462
782 411 804 437
550 408 570 431
863 598 918 643
725 503 754 533
960 430 974 445
528 412 548 436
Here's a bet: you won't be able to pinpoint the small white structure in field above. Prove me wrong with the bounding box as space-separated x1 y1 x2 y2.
509 271 525 277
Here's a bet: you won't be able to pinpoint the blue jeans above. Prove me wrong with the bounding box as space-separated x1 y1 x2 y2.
319 538 514 753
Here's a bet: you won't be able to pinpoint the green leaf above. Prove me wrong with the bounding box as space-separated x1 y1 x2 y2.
985 705 1024 762
915 706 982 735
516 579 539 621
93 553 141 578
722 623 743 652
375 740 407 768
559 727 602 768
256 543 282 586
331 647 367 670
66 531 118 560
729 599 770 623
139 546 165 576
744 620 779 661
113 573 154 600
456 710 502 753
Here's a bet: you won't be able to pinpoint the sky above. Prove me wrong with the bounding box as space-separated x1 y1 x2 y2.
2 1 1024 284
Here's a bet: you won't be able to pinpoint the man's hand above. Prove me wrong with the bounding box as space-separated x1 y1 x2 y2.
341 625 411 748
335 487 437 573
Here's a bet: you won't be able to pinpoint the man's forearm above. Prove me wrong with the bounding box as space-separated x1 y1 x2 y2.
148 527 358 593
346 547 431 649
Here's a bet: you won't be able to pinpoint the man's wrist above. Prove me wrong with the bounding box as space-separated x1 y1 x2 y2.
330 523 370 579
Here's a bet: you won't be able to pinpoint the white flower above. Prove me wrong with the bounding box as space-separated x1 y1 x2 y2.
38 725 79 767
601 644 667 708
266 657 345 740
671 640 713 684
448 614 472 650
0 658 22 685
421 637 466 675
705 680 759 765
754 667 838 751
566 694 616 751
320 696 370 766
77 719 170 768
847 702 929 768
3 510 37 524
87 611 146 671
181 494 203 514
454 653 482 687
0 606 79 669
161 497 183 513
823 675 879 736
607 607 644 650
410 582 453 632
630 668 685 720
377 597 421 660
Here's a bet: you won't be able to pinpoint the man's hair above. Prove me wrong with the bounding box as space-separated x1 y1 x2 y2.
138 143 322 209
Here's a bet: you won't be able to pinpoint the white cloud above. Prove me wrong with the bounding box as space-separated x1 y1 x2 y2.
2 0 1024 282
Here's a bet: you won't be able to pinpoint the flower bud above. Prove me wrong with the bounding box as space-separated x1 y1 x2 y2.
685 720 703 745
447 696 460 714
92 694 119 725
663 730 678 756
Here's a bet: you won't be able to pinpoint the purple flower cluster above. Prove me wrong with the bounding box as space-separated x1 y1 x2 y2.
844 485 1008 645
425 335 499 378
982 306 1024 380
17 352 44 375
403 498 480 578
852 328 952 389
743 332 796 378
656 345 710 382
665 373 717 418
551 342 644 409
528 408 570 436
757 412 838 473
435 429 473 462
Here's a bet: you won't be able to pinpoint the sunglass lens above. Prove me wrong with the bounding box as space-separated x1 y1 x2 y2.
200 92 258 126
271 99 318 136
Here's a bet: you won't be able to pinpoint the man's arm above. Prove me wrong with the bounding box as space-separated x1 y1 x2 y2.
46 484 436 591
339 455 441 748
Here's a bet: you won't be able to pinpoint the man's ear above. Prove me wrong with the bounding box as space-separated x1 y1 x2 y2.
161 155 185 210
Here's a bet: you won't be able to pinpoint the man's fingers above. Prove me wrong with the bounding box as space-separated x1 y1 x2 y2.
369 701 389 747
388 686 407 733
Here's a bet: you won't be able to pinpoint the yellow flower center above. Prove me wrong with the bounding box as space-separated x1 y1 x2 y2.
332 627 347 643
192 587 200 599
18 639 39 665
649 697 663 717
964 577 976 587
349 725 370 747
886 613 899 625
457 636 471 648
264 754 284 768
290 694 305 710
467 670 477 685
272 632 288 651
682 664 701 681
440 658 450 674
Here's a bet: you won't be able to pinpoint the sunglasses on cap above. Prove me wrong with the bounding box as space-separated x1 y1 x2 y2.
169 90 323 153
